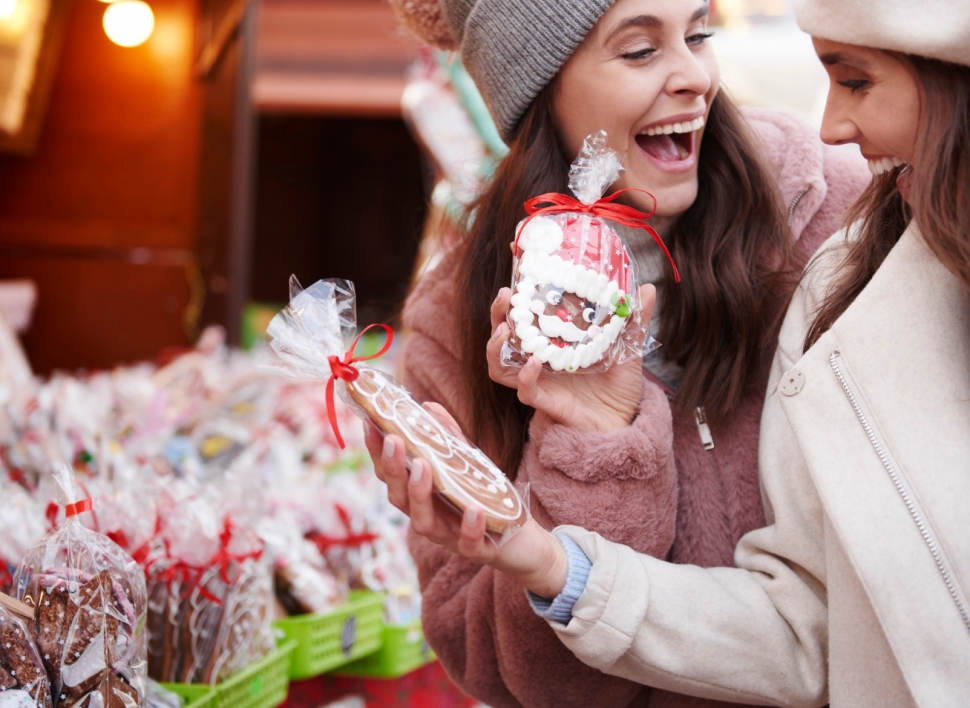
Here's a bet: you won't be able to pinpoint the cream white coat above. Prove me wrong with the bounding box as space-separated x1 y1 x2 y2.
550 223 970 707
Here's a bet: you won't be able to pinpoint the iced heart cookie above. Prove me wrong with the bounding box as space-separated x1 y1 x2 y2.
346 367 527 535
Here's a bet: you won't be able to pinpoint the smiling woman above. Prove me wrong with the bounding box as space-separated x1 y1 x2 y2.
380 0 870 706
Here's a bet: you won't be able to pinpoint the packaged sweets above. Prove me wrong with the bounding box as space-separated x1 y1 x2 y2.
14 465 147 708
267 279 529 545
503 130 677 373
0 596 52 708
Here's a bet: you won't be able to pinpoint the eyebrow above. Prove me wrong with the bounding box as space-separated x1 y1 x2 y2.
818 51 873 70
605 4 710 43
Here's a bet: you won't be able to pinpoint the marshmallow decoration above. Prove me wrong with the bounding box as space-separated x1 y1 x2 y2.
503 131 650 374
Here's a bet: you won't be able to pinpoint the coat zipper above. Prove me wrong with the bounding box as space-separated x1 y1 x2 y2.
829 350 970 634
787 188 808 227
696 406 731 535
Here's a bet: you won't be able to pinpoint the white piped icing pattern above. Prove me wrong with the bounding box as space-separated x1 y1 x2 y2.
345 368 526 529
510 216 631 372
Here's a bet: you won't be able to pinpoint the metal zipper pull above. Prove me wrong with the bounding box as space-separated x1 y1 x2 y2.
695 406 714 450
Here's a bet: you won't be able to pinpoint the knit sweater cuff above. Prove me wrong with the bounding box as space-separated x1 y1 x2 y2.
527 533 593 624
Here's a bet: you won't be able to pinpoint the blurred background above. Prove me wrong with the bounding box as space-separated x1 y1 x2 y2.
0 0 830 375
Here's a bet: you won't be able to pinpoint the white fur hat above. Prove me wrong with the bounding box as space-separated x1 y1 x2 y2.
794 0 970 67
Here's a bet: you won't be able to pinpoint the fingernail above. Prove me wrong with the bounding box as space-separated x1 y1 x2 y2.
466 506 479 524
410 461 423 484
383 437 396 459
492 324 503 340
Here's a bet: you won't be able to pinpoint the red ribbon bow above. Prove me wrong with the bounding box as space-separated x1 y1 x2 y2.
326 323 394 449
520 188 680 283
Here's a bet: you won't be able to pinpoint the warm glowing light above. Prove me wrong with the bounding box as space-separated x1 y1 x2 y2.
0 0 16 20
103 0 154 47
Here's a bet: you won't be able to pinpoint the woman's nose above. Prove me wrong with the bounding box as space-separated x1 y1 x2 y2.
666 49 713 97
819 91 859 146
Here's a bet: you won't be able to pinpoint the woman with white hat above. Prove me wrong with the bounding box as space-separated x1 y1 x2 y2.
377 0 970 705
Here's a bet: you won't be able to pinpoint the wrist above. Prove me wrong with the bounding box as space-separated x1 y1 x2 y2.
519 524 568 598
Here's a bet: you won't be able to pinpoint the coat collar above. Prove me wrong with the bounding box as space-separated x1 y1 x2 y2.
778 223 970 700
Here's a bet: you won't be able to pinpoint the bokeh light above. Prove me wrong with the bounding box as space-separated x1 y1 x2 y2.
103 0 154 47
0 0 16 21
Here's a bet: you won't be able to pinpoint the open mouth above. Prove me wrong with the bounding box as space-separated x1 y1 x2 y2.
635 115 704 164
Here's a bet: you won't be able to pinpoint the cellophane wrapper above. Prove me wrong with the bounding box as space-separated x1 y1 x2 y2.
502 131 648 374
0 602 53 708
143 492 274 686
13 465 147 708
266 278 529 547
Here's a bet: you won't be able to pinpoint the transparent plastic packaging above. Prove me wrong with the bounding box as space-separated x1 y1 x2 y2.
0 600 52 708
144 497 274 686
13 465 147 708
503 131 657 374
267 278 529 546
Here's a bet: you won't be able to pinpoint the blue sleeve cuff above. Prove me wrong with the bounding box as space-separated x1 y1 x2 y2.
526 533 592 624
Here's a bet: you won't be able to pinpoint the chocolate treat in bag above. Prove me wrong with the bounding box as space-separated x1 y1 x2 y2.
0 595 52 708
267 279 528 543
503 130 677 373
14 465 147 708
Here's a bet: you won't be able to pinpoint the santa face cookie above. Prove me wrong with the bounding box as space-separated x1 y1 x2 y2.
508 214 633 372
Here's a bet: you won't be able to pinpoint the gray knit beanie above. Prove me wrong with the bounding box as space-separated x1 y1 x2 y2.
390 0 616 142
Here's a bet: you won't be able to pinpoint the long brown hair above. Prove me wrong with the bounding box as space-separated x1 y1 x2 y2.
455 87 791 475
806 55 970 350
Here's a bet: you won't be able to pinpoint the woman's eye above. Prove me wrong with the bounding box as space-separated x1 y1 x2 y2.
582 308 595 323
621 47 656 61
545 290 562 305
838 79 870 93
686 31 714 46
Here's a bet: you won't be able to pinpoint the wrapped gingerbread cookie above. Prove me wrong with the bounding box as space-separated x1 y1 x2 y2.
0 593 52 708
503 130 677 373
13 465 147 708
267 278 529 545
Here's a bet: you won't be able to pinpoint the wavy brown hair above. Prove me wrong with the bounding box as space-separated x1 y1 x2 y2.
805 55 970 351
453 87 792 475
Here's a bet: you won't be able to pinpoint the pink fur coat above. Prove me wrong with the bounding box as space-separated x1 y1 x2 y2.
400 108 870 708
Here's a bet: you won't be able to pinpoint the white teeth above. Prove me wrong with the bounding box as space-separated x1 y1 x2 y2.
867 156 906 176
641 115 705 137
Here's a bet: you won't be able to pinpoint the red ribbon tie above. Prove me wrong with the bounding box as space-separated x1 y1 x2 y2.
65 498 94 519
520 188 680 283
326 324 394 449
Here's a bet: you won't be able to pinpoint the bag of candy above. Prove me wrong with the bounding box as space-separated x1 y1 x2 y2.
13 465 147 708
502 130 676 373
266 278 529 546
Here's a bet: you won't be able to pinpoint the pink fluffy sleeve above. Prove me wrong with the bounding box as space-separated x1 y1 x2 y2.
398 263 677 708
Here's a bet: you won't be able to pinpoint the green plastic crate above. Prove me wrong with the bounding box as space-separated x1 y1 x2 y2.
336 621 436 678
212 639 296 708
159 683 217 708
160 641 295 708
273 591 385 679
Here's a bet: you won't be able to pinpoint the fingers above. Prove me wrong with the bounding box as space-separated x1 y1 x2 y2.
363 421 385 480
486 320 516 387
456 505 495 563
489 287 512 332
423 402 468 442
515 355 550 412
405 459 437 536
379 435 411 514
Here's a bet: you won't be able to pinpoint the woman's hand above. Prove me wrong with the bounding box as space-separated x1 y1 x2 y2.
486 283 656 433
363 411 569 599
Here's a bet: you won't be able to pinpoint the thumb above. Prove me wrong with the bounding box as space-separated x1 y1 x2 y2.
636 283 657 324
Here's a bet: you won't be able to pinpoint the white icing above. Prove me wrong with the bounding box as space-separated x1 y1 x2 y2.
536 314 587 343
510 216 631 371
349 369 525 523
